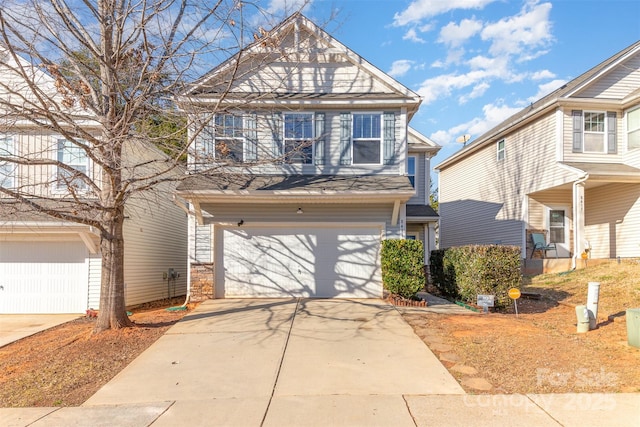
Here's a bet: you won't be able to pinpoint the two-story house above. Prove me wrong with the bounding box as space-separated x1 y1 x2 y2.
436 41 640 270
176 13 440 299
0 54 188 314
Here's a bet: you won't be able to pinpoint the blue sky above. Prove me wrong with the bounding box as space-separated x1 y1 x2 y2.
268 0 640 181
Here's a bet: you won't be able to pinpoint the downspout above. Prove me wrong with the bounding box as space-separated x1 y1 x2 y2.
572 173 589 269
172 194 192 305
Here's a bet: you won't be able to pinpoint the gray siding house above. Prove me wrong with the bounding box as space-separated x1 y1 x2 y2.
176 13 440 299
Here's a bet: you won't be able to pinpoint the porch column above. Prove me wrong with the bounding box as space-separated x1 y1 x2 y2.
424 222 437 265
573 180 586 266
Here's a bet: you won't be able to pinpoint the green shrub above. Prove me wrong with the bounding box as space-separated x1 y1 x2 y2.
429 245 522 308
381 239 425 299
429 249 457 297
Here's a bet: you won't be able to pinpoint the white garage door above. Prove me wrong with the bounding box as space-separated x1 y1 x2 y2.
219 226 382 298
0 241 89 314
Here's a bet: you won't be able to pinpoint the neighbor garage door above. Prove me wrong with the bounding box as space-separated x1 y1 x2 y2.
0 241 89 314
218 226 382 298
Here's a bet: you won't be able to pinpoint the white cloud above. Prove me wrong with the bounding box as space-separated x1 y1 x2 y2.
402 28 426 43
438 18 483 47
459 82 490 104
393 0 497 26
418 56 513 105
530 69 555 80
430 102 521 146
388 59 415 78
527 79 567 102
267 0 311 14
481 1 553 60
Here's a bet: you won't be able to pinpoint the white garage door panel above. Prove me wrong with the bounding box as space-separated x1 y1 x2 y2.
221 227 381 298
0 242 89 314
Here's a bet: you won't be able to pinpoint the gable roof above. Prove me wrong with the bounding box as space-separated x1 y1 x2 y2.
436 40 640 170
408 127 440 156
184 13 422 117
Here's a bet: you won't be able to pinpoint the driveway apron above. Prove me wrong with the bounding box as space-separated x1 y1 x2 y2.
85 298 463 426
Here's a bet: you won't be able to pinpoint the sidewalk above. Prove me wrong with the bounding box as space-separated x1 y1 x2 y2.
3 393 639 426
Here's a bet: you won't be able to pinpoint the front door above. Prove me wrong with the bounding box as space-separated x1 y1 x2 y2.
547 207 570 258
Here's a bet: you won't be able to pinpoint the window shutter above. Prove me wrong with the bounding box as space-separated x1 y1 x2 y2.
194 116 214 158
271 112 282 158
245 113 258 162
572 110 583 153
607 111 617 154
314 112 325 165
339 112 351 165
383 112 395 165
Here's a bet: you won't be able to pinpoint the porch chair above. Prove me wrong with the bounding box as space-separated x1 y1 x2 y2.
530 233 558 259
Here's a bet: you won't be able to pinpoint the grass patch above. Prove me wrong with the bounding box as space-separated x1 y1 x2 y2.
524 259 640 315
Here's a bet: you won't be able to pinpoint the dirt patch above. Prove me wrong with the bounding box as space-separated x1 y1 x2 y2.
0 299 192 407
403 295 640 394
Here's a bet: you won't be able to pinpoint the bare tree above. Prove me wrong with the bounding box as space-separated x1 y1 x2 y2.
0 0 308 331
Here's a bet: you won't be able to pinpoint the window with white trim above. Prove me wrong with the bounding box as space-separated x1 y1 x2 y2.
352 113 382 164
57 138 89 191
408 156 416 188
0 135 15 188
214 114 245 162
497 139 505 161
583 111 606 152
283 113 313 164
628 107 640 150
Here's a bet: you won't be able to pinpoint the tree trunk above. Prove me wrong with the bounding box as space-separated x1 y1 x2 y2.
95 208 133 332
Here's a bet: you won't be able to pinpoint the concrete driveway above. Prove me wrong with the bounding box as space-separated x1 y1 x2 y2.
0 314 80 348
84 298 464 426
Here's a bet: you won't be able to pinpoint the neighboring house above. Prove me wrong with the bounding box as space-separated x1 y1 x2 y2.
0 56 188 314
436 41 640 267
176 13 440 299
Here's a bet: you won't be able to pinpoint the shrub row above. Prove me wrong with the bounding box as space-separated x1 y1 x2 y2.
429 245 522 309
381 239 425 299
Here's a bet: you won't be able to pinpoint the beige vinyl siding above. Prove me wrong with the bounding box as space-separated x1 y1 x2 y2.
3 131 102 198
407 152 426 205
574 53 640 99
625 147 640 168
439 111 574 251
123 184 188 306
199 203 401 239
563 108 625 162
87 253 101 310
528 189 573 229
585 183 640 258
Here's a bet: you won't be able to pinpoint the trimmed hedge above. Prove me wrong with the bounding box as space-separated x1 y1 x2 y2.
381 239 425 299
429 245 522 309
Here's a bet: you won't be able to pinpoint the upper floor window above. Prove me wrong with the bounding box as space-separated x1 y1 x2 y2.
57 138 89 191
0 135 15 188
283 113 313 164
352 113 382 164
408 156 416 187
572 110 617 154
497 139 505 161
583 112 606 152
628 107 640 150
215 114 245 162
